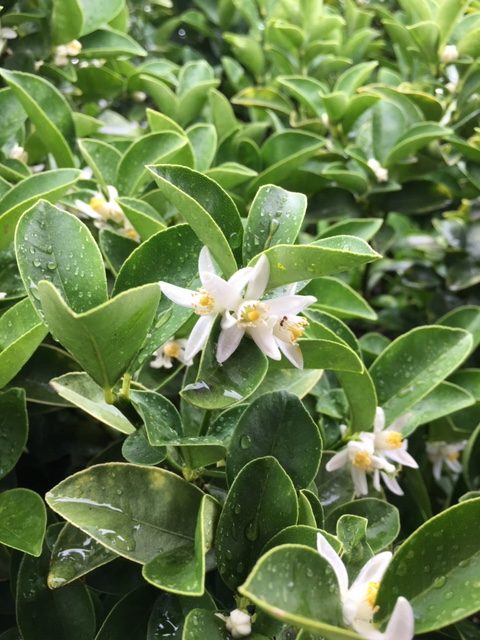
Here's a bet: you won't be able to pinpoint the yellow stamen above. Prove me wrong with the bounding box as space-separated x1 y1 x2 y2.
352 451 372 470
199 294 214 307
366 581 380 609
384 431 403 449
247 309 261 322
447 450 460 461
89 196 106 212
163 342 181 358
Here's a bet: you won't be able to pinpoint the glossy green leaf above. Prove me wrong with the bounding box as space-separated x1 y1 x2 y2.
385 122 452 166
80 28 147 58
251 368 322 401
181 331 269 410
370 326 473 423
116 197 165 240
182 609 227 640
0 170 81 252
227 391 321 489
0 489 46 556
16 200 108 314
438 305 480 352
376 499 480 633
147 165 242 276
216 456 298 589
78 138 122 188
0 388 27 480
46 463 204 563
50 372 135 434
0 298 48 389
48 523 116 588
0 70 75 167
185 124 217 173
206 162 257 189
79 0 124 36
239 544 357 639
242 184 306 263
130 389 183 444
325 498 400 553
250 236 381 290
117 133 194 196
99 228 137 274
38 281 160 390
317 219 383 242
96 587 157 640
17 543 96 640
303 277 377 321
143 494 219 595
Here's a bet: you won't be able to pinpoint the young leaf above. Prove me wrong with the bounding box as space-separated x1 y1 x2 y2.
0 489 46 556
0 388 28 480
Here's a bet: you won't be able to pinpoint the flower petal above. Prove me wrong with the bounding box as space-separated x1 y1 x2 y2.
383 448 418 468
184 315 215 360
201 272 242 310
228 267 253 292
75 200 102 220
432 459 443 481
276 339 304 369
325 449 349 472
248 324 281 360
374 407 385 432
381 472 404 496
199 246 217 282
350 551 392 591
216 325 245 363
246 255 269 299
267 294 316 317
160 282 196 308
383 597 415 640
316 533 349 596
351 619 383 640
351 467 369 496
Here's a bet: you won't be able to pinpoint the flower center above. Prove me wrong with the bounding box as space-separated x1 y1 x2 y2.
163 342 181 358
282 316 308 343
447 450 460 461
384 431 403 449
193 289 216 315
352 450 372 470
366 581 380 611
89 196 107 213
238 301 268 327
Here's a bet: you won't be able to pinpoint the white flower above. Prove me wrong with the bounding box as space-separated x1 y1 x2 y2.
132 91 147 102
54 39 82 66
150 339 193 369
441 44 458 64
9 143 28 163
216 256 316 368
215 609 252 638
326 407 418 496
0 292 7 299
426 440 466 481
367 159 389 183
0 27 17 52
75 186 139 241
317 533 415 640
79 166 93 180
326 432 397 497
159 247 253 362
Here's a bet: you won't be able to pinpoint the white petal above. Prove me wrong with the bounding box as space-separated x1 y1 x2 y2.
383 597 415 640
351 467 369 496
445 458 462 474
216 325 245 363
326 449 349 472
160 282 196 308
246 255 269 299
384 448 418 468
350 551 392 591
184 315 215 360
107 185 119 201
351 619 383 640
199 246 217 281
267 294 316 316
277 339 304 369
228 267 253 291
75 200 102 220
381 472 404 496
374 407 385 432
433 459 443 481
221 311 237 329
316 533 349 596
388 413 411 433
201 272 241 310
373 469 381 492
248 324 281 360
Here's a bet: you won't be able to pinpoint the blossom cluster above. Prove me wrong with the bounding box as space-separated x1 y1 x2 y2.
75 185 139 241
157 246 316 368
327 407 418 496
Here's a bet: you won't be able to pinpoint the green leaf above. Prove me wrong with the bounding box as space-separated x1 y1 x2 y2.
376 499 480 633
181 331 269 410
187 124 217 172
116 197 166 240
438 305 480 352
78 0 124 36
0 489 46 556
0 298 47 389
317 218 383 242
232 87 292 115
147 165 242 276
206 162 257 190
216 456 298 589
143 494 219 595
0 70 75 167
38 281 159 390
303 277 377 321
337 368 378 432
130 389 183 444
99 228 137 275
80 27 147 58
0 88 27 144
78 138 122 188
16 543 96 640
370 326 473 423
96 587 158 640
227 391 322 489
385 122 452 166
0 170 81 252
46 463 205 563
50 372 135 434
182 609 227 640
117 133 194 196
250 236 381 290
51 0 83 43
147 108 185 135
16 200 108 314
239 544 357 639
122 426 166 465
48 523 116 588
325 498 400 553
0 388 27 480
242 185 306 263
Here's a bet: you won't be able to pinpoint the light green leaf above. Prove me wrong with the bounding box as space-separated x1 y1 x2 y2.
304 277 377 321
0 489 46 556
116 197 166 240
385 122 452 166
79 0 124 36
0 388 27 480
438 305 480 352
80 27 147 58
78 138 122 188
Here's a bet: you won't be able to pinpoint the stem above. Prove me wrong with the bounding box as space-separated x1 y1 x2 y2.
104 387 115 404
120 372 132 400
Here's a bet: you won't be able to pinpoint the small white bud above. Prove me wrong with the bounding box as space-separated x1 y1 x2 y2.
441 44 458 64
367 158 389 183
132 91 147 103
225 609 252 638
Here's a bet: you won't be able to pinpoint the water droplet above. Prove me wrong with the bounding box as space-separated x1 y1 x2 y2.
47 261 57 270
433 576 446 589
239 435 252 449
245 520 258 541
